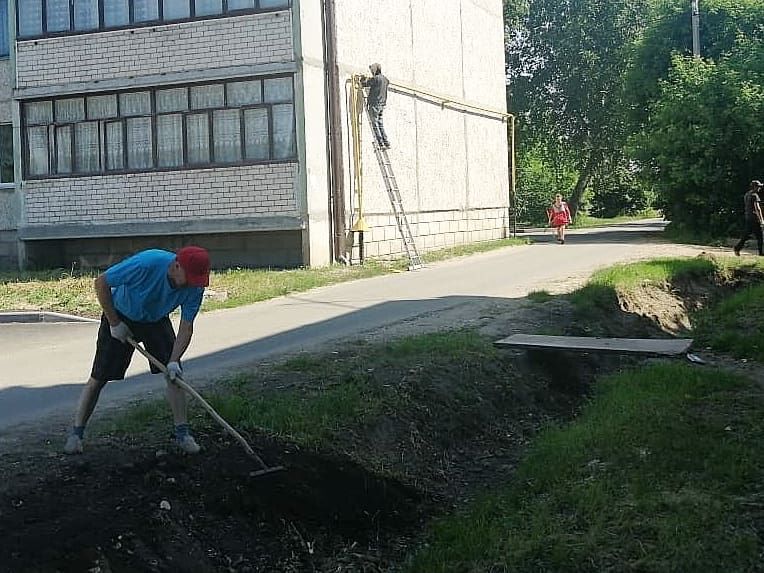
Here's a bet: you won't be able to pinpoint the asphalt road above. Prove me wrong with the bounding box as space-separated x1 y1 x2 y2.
0 220 689 430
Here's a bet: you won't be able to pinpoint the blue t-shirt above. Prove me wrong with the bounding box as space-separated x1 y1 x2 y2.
105 249 204 323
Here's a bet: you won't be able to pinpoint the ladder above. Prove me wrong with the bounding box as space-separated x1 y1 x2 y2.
365 113 424 271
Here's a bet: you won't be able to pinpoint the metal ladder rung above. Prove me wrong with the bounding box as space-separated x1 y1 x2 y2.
363 103 423 271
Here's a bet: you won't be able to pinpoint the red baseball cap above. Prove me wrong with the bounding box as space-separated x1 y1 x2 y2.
176 246 210 287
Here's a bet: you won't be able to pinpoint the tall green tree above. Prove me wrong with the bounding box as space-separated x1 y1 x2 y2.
640 48 764 233
628 0 764 127
506 0 649 216
630 0 764 235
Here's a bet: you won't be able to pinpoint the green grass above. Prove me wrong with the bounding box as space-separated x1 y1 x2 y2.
0 239 528 317
694 283 764 361
407 363 764 572
208 380 376 445
103 330 494 447
570 209 661 229
527 289 554 303
662 223 729 247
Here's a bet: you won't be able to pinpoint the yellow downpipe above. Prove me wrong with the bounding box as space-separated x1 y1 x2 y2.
349 74 369 233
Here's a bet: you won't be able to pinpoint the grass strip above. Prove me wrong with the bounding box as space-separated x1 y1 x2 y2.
0 239 528 317
407 363 763 572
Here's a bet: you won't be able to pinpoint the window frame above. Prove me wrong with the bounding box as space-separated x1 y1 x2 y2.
0 123 15 186
21 74 297 180
15 0 290 39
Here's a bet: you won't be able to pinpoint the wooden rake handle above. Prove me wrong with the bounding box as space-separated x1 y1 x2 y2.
127 337 269 470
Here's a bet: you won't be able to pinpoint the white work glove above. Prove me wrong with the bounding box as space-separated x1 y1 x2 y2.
166 361 182 382
109 321 133 344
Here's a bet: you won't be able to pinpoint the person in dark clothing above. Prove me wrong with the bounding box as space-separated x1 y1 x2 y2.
362 63 390 149
734 180 764 256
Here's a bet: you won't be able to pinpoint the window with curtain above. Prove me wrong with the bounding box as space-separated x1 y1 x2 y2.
105 122 124 170
74 122 100 172
186 113 209 165
244 108 268 160
126 117 153 169
22 75 296 178
17 0 290 37
157 114 184 167
55 126 73 174
0 124 14 183
272 104 295 159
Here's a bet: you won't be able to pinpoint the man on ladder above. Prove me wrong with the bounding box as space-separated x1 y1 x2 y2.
362 63 391 149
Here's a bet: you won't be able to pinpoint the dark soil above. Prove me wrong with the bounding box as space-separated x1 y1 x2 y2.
0 436 427 573
0 335 587 573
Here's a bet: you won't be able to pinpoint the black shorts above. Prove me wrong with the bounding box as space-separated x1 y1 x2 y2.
90 313 176 382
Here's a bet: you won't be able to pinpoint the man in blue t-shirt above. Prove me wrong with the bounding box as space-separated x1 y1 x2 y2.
64 246 211 455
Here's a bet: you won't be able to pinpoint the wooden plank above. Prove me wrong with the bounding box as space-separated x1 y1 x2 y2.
494 334 693 356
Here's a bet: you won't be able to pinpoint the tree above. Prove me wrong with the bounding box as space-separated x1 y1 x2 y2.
628 0 764 128
506 0 650 217
630 0 764 235
640 50 764 234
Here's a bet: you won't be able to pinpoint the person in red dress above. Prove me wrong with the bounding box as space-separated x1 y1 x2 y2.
548 194 572 244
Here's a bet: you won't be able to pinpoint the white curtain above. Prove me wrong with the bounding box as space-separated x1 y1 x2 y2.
213 109 241 162
119 92 151 116
27 126 50 176
127 117 153 169
227 80 262 106
264 77 293 103
75 122 100 172
156 88 188 113
244 108 269 160
157 114 184 167
105 122 124 170
55 98 85 123
191 84 224 109
55 126 72 174
186 113 210 164
25 101 53 125
272 104 295 159
87 95 118 119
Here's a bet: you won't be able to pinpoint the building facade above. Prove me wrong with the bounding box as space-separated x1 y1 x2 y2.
0 0 510 270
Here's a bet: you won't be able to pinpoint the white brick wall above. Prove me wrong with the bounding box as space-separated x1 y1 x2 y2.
16 11 293 89
354 207 508 260
23 163 299 226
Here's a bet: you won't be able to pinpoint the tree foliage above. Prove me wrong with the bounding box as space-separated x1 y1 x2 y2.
639 47 764 233
506 0 651 216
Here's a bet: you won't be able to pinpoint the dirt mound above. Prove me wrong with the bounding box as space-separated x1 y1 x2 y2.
0 440 425 573
577 259 764 337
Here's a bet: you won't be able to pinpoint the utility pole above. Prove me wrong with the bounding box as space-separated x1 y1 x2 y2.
691 0 701 58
